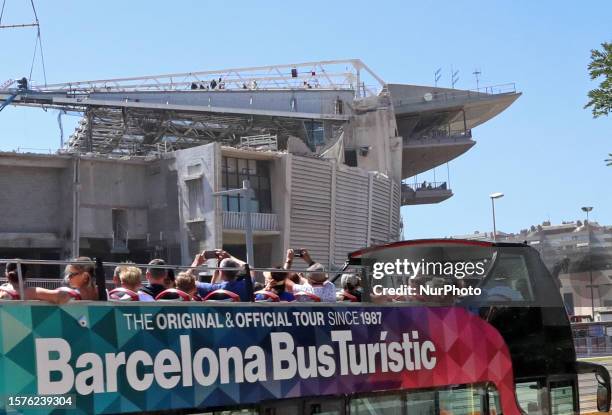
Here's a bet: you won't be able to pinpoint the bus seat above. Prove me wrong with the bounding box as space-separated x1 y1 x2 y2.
57 287 82 301
293 292 321 302
203 289 240 302
108 287 139 301
0 287 20 300
338 290 358 302
254 290 280 302
155 289 191 301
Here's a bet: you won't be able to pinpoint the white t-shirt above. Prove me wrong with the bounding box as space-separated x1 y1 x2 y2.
293 281 337 302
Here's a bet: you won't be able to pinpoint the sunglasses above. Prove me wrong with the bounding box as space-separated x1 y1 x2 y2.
65 271 82 279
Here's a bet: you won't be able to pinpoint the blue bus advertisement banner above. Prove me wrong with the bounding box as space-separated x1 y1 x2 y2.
0 304 522 414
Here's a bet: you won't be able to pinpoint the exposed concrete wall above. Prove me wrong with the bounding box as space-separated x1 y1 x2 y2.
343 95 403 183
171 142 220 264
269 154 290 265
0 165 65 234
78 159 149 239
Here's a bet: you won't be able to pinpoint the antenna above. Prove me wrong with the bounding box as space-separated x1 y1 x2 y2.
451 66 459 89
434 68 442 87
472 68 482 91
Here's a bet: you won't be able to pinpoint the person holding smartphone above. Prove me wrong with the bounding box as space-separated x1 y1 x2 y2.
189 249 252 301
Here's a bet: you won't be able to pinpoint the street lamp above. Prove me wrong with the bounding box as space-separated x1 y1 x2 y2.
581 206 594 318
489 192 504 242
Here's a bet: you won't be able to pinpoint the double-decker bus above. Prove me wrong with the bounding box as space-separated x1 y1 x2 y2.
0 239 609 415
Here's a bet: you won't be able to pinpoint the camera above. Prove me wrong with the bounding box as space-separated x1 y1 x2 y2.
293 249 304 257
203 250 219 259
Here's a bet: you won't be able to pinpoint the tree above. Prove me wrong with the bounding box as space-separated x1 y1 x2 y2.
585 42 612 118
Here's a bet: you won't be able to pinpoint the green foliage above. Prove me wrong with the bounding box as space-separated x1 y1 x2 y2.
585 42 612 118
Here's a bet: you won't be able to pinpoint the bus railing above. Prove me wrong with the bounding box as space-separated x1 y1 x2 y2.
0 258 361 303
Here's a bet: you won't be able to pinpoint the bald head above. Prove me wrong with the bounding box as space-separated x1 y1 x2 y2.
220 258 241 281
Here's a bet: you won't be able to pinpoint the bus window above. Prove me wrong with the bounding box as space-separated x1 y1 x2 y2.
303 398 344 415
202 409 258 415
516 381 545 414
486 386 501 415
437 385 485 415
261 401 301 415
405 390 436 414
481 254 534 302
549 380 575 415
349 393 404 415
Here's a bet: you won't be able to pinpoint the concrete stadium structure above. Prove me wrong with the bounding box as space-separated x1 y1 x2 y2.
0 60 520 274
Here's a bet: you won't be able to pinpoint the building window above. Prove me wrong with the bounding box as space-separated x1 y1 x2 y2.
344 149 358 167
304 120 325 150
221 157 271 213
186 178 204 220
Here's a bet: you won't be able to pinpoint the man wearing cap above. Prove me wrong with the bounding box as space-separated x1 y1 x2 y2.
285 249 337 302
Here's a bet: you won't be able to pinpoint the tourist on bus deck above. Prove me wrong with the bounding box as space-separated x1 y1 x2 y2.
0 261 79 304
189 250 252 302
140 259 168 298
175 272 200 300
257 266 295 301
64 257 98 300
120 266 154 301
0 262 28 300
163 268 176 289
339 273 362 302
285 249 337 302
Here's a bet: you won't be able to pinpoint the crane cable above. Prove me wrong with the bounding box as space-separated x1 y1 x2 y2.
0 0 47 87
28 0 47 86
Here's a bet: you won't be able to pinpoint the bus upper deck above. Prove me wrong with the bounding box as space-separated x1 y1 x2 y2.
0 239 610 415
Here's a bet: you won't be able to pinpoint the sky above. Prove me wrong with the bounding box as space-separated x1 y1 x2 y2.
0 0 610 239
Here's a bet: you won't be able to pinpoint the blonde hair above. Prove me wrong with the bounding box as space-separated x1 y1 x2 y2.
175 272 196 294
119 266 142 289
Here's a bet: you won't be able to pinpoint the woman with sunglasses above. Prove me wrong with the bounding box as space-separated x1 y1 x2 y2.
63 257 98 300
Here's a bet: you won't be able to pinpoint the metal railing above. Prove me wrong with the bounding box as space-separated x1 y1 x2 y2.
0 258 360 303
239 134 278 151
402 181 450 192
222 211 279 232
407 129 472 143
25 59 386 98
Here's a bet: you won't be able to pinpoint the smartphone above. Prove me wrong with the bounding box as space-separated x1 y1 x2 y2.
203 250 218 259
293 249 303 257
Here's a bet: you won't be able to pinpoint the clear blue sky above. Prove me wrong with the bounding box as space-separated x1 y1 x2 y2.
1 1 611 239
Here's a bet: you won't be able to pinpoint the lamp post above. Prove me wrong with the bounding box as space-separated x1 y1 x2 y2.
489 192 504 242
581 206 594 318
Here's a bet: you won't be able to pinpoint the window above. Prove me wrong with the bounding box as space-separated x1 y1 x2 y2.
550 381 575 415
563 293 574 315
350 393 403 415
304 120 325 150
221 157 271 213
186 178 204 220
406 390 436 414
344 149 358 167
438 386 485 415
112 209 127 238
350 386 488 415
481 254 535 302
516 381 544 414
